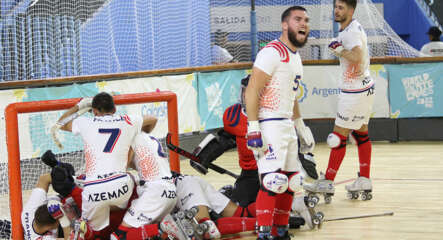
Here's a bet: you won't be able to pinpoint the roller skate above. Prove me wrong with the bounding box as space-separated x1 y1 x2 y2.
159 213 191 240
171 207 210 240
345 173 372 201
303 172 334 204
273 225 293 240
292 196 324 229
256 226 273 240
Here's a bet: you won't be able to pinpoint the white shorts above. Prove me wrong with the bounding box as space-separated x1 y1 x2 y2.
123 179 177 227
82 173 134 231
335 87 375 130
175 175 230 214
256 119 301 174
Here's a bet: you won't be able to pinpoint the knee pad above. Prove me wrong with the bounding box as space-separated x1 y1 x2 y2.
326 133 341 148
327 133 346 149
288 172 302 192
351 131 370 146
261 172 288 194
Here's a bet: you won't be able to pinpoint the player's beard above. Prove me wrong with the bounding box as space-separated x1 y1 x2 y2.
335 14 347 23
288 27 307 48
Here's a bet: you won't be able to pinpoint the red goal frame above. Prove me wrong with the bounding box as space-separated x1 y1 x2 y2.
5 91 180 239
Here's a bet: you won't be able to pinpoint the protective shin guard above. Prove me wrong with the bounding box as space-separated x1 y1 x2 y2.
272 191 294 236
216 217 256 235
233 202 256 217
256 189 276 227
353 130 372 178
113 224 160 240
325 132 347 181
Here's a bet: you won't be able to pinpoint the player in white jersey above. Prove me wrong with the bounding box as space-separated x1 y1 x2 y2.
245 6 314 240
305 0 375 203
57 92 157 232
111 131 181 240
21 173 71 240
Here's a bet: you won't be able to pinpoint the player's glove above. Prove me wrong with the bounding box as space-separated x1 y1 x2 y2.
76 97 92 110
328 40 344 57
47 195 71 228
246 121 267 152
294 118 315 153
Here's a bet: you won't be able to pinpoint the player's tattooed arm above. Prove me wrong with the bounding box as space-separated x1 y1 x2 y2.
141 115 158 133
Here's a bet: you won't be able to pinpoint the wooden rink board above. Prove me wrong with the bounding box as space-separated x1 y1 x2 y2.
178 141 443 240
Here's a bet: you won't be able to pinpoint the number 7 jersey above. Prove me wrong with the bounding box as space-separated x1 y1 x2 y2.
72 114 143 178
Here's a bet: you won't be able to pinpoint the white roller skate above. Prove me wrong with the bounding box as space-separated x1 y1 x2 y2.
170 207 210 240
303 172 335 204
345 174 372 201
291 196 324 229
160 214 189 240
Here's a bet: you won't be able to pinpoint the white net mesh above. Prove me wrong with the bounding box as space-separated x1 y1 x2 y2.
210 0 421 61
0 0 421 82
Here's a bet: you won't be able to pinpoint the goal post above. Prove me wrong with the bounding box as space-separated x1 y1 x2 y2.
5 91 179 240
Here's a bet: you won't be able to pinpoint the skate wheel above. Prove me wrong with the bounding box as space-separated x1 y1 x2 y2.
313 218 320 225
185 228 194 236
307 199 316 208
352 192 359 199
176 211 185 219
324 195 332 204
361 192 368 201
347 192 353 199
185 211 194 219
199 223 209 231
316 211 325 220
312 195 320 204
367 193 373 200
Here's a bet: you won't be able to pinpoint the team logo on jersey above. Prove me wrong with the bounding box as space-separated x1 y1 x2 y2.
295 81 308 103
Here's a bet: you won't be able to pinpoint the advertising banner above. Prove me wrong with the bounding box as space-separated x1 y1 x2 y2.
387 63 443 118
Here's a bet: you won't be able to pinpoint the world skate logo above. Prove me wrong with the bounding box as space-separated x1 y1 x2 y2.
401 73 434 108
264 145 277 161
295 80 308 103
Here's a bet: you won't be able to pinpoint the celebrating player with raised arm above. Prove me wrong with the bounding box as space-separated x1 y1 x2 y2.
304 0 375 203
57 92 157 236
244 6 314 240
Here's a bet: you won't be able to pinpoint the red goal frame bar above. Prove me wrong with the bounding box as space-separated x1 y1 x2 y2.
5 92 180 239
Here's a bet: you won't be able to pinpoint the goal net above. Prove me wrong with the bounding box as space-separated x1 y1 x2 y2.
2 92 179 240
0 0 421 82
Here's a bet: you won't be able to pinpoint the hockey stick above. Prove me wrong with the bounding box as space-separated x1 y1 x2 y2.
325 211 394 222
166 133 239 179
51 107 91 149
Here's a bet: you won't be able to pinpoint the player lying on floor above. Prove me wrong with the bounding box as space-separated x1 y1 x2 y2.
172 173 306 239
21 172 72 240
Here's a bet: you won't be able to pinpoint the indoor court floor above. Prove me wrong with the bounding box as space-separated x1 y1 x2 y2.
179 141 443 240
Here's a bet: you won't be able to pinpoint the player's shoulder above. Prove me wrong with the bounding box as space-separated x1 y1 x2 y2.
259 40 290 63
223 103 244 127
348 19 364 33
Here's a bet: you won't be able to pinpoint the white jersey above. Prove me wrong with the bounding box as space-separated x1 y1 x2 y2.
131 132 172 182
254 40 303 119
420 41 443 57
337 20 373 92
21 188 57 240
72 114 142 178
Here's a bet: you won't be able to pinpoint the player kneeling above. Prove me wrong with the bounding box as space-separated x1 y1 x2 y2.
111 132 182 240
